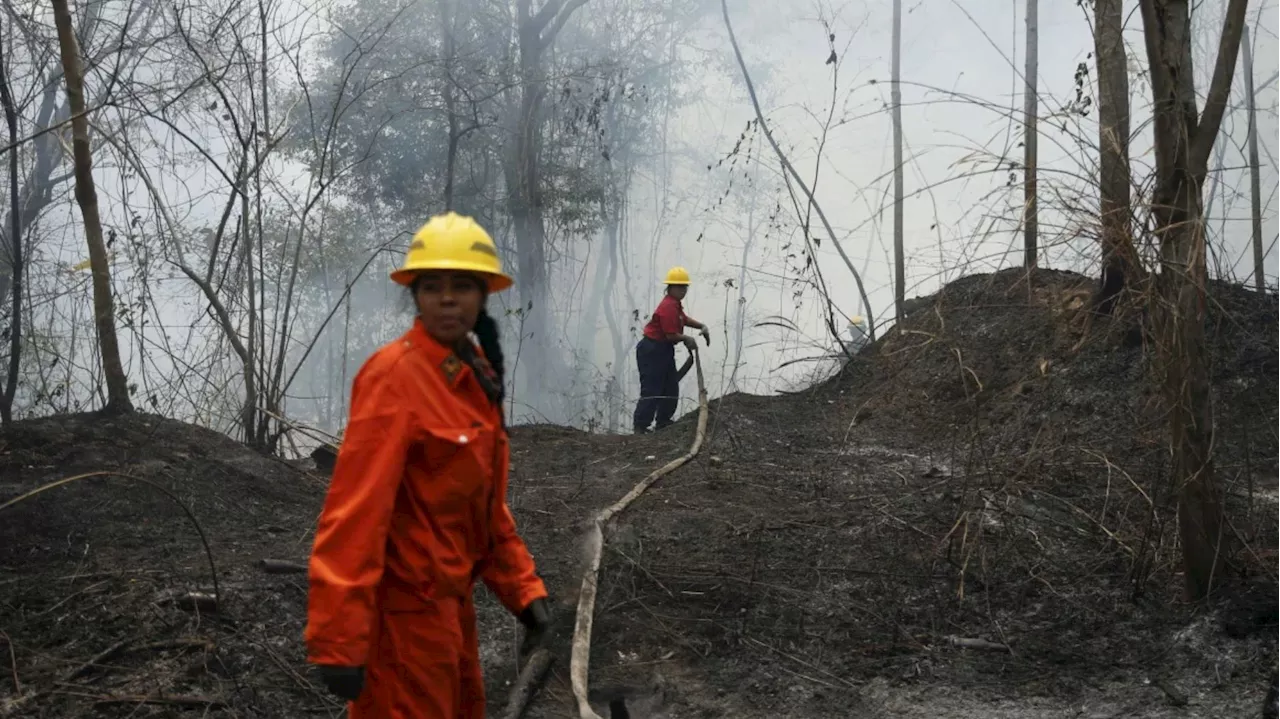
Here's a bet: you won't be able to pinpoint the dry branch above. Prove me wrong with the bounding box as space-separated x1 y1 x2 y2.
0 630 18 694
500 647 554 719
719 0 877 339
569 353 710 719
944 635 1011 653
257 559 308 574
64 639 130 681
1152 676 1188 706
93 695 226 709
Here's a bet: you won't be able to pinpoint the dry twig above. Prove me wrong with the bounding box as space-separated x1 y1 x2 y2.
500 647 554 719
0 630 18 694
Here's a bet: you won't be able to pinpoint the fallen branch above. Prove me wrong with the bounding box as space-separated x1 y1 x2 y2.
160 591 219 614
93 694 226 709
257 558 308 574
944 635 1010 653
1152 676 1188 706
0 630 18 694
569 352 710 719
130 638 215 654
58 636 213 686
64 640 131 681
499 647 554 719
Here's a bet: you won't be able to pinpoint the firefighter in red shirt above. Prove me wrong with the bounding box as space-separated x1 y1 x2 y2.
633 266 710 434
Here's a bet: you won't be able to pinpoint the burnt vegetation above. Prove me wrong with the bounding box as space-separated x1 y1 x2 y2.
0 0 1277 717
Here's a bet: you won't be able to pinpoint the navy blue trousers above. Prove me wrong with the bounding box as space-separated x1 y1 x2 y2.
633 337 678 431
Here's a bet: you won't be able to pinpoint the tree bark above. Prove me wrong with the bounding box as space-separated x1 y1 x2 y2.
1138 0 1248 601
1022 0 1039 269
0 21 21 425
1093 0 1141 314
891 0 905 322
439 0 458 211
505 0 589 415
51 0 133 414
1241 25 1264 293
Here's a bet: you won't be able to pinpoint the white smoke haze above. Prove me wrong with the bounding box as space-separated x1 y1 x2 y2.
0 0 1275 446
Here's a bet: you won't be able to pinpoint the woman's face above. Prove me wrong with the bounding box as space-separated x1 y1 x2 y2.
668 284 688 301
413 271 485 345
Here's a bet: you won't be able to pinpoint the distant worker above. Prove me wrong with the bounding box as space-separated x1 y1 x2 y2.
634 266 710 434
846 314 869 355
305 212 552 718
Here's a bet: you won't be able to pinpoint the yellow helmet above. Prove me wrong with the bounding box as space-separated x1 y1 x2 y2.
390 212 513 292
849 315 865 326
663 266 691 285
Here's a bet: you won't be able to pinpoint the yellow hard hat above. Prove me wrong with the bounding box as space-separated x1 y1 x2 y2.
663 266 691 285
849 315 864 325
390 212 513 292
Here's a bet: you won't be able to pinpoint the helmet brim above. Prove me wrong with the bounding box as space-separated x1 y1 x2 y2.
391 264 514 292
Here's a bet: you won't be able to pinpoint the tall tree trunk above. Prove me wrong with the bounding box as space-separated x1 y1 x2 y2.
1138 0 1247 601
1093 0 1141 314
891 0 905 322
732 183 758 388
1023 0 1039 269
241 181 259 444
0 22 20 425
439 0 458 211
506 0 589 419
1241 25 1264 293
51 0 133 415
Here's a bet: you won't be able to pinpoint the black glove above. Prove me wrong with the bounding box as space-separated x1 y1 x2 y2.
676 355 695 381
316 664 365 702
517 597 553 656
700 327 711 346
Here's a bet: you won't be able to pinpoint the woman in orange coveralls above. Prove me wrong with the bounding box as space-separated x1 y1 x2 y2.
305 212 552 717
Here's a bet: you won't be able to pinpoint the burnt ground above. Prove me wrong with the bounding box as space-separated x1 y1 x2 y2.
1 268 1276 718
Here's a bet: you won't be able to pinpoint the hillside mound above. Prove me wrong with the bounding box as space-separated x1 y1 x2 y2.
832 267 1277 471
515 269 1277 717
0 414 328 717
0 412 698 717
0 269 1275 719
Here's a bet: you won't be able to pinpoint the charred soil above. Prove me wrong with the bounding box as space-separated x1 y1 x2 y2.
1 269 1276 718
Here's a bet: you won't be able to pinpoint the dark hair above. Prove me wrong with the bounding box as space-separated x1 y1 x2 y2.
472 307 505 404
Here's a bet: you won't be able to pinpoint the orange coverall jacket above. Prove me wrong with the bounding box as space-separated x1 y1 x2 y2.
305 320 547 718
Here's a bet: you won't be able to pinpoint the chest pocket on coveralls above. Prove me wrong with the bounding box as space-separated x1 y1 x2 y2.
421 426 496 511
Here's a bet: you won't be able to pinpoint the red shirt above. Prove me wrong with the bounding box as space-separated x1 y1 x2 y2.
643 295 687 341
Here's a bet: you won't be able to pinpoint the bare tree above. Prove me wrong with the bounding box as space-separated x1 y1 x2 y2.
1022 0 1038 269
891 0 904 322
438 0 459 210
1138 0 1248 601
1241 25 1264 293
506 0 590 387
1093 0 1142 314
0 19 20 425
52 0 133 414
